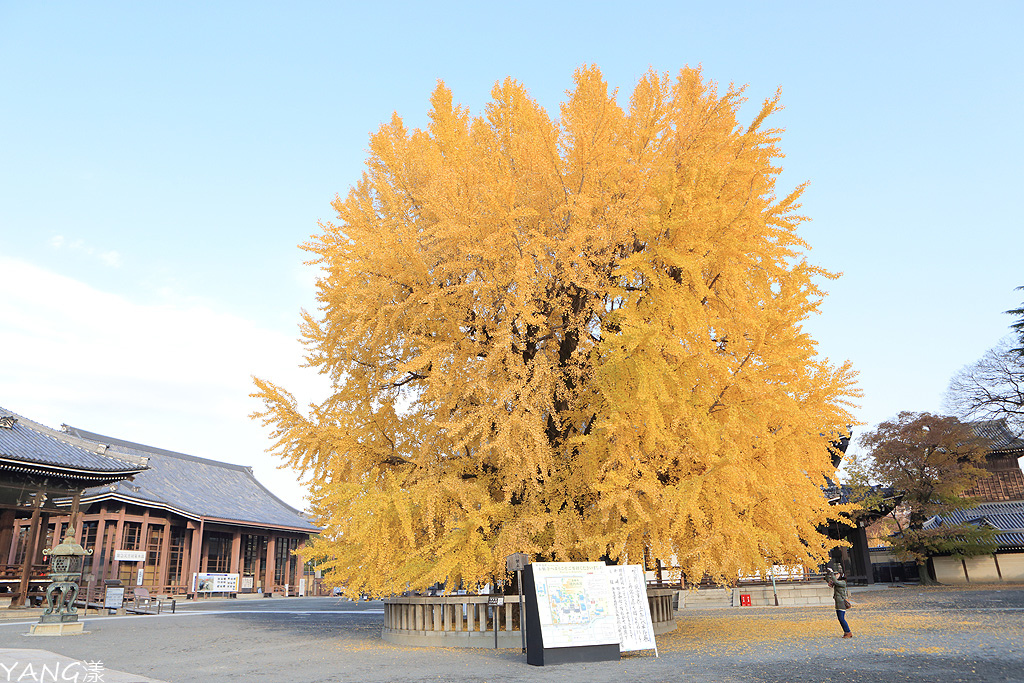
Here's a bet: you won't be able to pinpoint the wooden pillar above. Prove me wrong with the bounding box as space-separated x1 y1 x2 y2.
157 522 173 590
34 513 51 558
264 535 276 592
17 493 44 606
0 509 16 566
188 519 205 596
140 510 151 553
69 491 81 531
94 516 108 583
229 530 241 575
110 506 126 583
180 522 196 591
138 510 151 587
5 522 19 565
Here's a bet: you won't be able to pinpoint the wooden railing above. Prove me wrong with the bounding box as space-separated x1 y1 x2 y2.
0 563 50 607
383 589 677 648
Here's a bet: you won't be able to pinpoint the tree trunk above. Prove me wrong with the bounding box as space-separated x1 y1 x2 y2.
917 558 937 585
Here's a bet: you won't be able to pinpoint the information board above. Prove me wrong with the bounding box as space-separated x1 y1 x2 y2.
103 586 124 608
192 572 240 592
531 562 619 648
605 564 658 654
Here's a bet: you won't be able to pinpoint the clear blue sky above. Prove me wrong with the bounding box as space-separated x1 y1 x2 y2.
2 1 1022 507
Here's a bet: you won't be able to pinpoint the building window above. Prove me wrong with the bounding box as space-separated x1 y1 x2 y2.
143 525 164 585
122 522 142 550
206 533 232 573
274 537 298 585
167 528 188 586
117 522 143 584
242 535 266 577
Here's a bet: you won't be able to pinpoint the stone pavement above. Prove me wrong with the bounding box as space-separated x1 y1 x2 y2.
0 586 1020 682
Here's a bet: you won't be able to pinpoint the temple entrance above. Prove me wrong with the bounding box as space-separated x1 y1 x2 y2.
242 534 267 592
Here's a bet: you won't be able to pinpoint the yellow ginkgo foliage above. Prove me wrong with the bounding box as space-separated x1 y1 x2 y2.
254 66 860 597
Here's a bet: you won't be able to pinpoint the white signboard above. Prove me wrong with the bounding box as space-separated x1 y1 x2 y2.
192 572 240 592
136 567 145 586
114 550 146 562
605 564 658 654
104 586 124 608
299 578 306 596
531 562 619 648
241 576 254 590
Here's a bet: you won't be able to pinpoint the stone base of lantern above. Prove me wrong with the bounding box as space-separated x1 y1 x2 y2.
26 621 87 636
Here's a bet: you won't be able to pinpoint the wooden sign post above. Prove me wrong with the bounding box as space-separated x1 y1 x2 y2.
488 595 504 648
506 552 529 653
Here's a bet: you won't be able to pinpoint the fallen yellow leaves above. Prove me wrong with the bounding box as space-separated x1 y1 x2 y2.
659 609 999 656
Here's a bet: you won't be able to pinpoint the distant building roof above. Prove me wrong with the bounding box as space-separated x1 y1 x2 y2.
972 419 1024 454
923 500 1024 550
0 407 148 483
63 426 318 533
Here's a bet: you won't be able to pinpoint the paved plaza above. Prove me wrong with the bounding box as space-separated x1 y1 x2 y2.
0 585 1022 682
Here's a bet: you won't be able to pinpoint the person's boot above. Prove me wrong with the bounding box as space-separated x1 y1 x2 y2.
843 631 853 638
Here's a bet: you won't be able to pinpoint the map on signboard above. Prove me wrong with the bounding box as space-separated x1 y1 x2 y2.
605 564 658 654
532 562 619 648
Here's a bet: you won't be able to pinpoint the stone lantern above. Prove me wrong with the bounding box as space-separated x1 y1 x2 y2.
28 529 94 636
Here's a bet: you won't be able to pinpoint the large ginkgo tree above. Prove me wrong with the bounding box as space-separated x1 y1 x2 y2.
254 66 860 596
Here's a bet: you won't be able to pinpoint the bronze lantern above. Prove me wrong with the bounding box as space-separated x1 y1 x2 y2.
38 529 93 625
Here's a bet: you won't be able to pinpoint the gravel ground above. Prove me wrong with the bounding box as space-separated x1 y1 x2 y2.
1 585 1022 683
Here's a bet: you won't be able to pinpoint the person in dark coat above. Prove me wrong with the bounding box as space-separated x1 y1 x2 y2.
826 568 852 638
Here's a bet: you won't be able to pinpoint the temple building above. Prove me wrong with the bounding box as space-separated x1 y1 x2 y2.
1 408 148 606
1 406 318 605
923 419 1024 584
962 419 1024 502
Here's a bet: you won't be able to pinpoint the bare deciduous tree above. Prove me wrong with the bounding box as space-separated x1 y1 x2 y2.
945 339 1024 433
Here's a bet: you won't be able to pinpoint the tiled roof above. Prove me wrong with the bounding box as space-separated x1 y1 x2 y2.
64 426 318 532
926 501 1024 530
979 513 1024 530
923 501 1024 549
972 419 1024 453
993 532 1024 549
0 407 147 481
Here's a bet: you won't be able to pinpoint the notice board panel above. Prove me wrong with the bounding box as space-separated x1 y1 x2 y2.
192 572 239 592
532 561 619 647
606 564 657 653
524 562 621 666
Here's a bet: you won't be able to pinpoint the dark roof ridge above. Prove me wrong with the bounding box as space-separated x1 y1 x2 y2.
65 425 312 520
64 425 253 473
226 463 311 520
0 406 148 471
